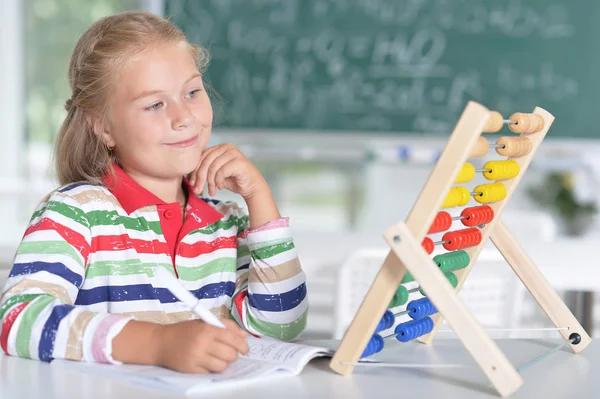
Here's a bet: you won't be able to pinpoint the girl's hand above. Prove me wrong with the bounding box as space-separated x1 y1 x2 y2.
190 144 267 199
155 318 249 374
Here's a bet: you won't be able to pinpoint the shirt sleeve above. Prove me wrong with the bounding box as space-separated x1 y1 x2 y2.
229 208 308 341
0 190 132 364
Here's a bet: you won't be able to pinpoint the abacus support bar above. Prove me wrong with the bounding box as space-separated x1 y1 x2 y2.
490 221 592 352
383 221 523 398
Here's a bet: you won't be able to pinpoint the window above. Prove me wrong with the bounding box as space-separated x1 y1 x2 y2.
0 0 161 249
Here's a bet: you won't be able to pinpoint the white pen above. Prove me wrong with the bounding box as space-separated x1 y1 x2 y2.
155 267 225 328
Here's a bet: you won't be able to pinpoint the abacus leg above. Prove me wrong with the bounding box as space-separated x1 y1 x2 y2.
329 250 408 375
490 221 592 352
383 222 523 398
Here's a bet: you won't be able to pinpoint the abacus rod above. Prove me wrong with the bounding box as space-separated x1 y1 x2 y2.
386 327 570 340
438 327 570 333
392 309 411 319
516 335 578 373
340 362 468 368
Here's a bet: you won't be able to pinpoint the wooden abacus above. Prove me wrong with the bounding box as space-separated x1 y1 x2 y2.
328 101 591 397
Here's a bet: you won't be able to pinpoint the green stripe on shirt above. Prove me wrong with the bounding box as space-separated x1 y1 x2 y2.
85 260 173 279
251 242 295 260
176 257 237 281
16 295 55 358
31 201 90 228
86 210 162 234
246 309 307 341
192 215 248 235
0 294 41 320
17 241 84 268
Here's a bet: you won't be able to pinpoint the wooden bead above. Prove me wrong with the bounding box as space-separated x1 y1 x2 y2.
483 111 504 133
508 113 544 134
469 136 488 158
496 137 532 157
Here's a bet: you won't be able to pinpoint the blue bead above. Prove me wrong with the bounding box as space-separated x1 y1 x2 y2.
407 298 438 319
375 310 395 332
361 334 385 358
394 317 435 342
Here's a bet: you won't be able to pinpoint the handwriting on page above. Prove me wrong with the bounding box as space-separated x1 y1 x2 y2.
246 337 308 363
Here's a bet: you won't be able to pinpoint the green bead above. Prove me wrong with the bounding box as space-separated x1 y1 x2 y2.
445 272 459 288
433 250 470 273
388 285 409 308
420 272 459 296
401 271 414 284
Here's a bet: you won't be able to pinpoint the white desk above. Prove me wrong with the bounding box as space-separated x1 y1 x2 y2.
0 339 597 398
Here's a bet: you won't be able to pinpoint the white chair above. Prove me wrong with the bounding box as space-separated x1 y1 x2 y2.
332 247 529 340
332 210 558 339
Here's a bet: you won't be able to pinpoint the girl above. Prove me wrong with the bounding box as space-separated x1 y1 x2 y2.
0 11 307 374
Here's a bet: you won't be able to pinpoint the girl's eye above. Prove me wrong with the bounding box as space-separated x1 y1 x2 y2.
145 102 163 111
186 89 202 99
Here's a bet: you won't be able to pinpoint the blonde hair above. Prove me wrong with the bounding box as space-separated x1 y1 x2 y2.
53 11 209 185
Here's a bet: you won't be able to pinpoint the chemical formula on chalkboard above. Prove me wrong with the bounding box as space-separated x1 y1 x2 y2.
165 0 599 139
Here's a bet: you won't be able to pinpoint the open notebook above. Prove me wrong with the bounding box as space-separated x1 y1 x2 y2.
50 336 334 395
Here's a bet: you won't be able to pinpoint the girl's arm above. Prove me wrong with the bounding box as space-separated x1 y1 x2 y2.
190 143 308 340
0 190 131 364
229 185 308 341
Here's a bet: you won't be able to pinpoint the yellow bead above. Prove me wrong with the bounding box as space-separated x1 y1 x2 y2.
483 160 520 181
442 187 470 208
473 183 506 203
455 163 475 184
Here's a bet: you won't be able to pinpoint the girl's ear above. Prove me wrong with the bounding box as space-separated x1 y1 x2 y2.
87 113 115 148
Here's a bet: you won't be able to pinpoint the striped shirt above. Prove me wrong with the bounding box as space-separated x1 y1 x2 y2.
0 163 307 364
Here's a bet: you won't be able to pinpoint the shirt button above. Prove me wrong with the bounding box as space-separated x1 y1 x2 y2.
164 210 174 219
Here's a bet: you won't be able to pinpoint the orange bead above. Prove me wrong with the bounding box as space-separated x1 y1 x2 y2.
442 228 482 251
422 237 434 254
461 206 494 226
429 211 452 234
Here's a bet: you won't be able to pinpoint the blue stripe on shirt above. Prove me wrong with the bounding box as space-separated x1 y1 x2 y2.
39 304 75 362
75 282 236 305
10 262 83 287
58 182 91 193
247 283 306 312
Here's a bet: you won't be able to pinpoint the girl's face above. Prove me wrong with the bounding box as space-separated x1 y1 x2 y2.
102 41 212 180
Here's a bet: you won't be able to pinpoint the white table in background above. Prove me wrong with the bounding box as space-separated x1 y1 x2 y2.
0 338 597 399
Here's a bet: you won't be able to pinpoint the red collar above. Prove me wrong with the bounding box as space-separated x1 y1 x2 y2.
102 162 224 227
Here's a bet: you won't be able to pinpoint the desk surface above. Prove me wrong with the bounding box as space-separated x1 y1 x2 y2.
0 338 597 399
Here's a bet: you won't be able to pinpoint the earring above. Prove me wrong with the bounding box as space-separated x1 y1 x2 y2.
105 142 114 153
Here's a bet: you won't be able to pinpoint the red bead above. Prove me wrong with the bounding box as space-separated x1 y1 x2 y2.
428 211 452 234
442 228 482 251
461 206 494 227
422 237 434 254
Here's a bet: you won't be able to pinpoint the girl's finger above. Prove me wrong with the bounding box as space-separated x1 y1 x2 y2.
194 146 229 194
206 152 237 194
207 341 240 363
214 159 238 192
201 355 230 373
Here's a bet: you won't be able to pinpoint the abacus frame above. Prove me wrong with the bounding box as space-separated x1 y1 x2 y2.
328 101 591 397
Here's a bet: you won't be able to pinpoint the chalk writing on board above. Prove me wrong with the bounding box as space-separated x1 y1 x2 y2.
167 0 588 135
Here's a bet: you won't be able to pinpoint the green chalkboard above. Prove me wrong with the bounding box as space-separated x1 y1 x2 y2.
164 0 600 138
